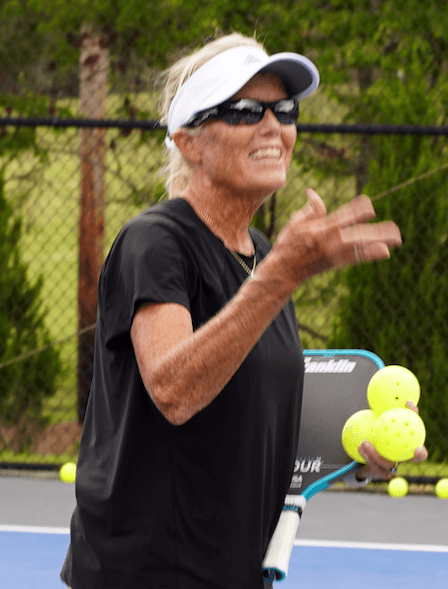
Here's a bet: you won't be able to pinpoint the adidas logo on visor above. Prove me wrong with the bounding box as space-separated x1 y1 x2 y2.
243 54 264 66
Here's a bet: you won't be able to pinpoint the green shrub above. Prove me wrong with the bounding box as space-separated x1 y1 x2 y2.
328 135 448 462
0 171 65 452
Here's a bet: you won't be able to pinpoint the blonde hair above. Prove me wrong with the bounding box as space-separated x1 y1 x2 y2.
159 33 265 198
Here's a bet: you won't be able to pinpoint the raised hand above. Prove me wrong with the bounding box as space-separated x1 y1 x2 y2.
270 187 402 285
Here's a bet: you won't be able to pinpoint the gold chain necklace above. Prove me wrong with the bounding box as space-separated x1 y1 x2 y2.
181 197 256 276
228 248 257 276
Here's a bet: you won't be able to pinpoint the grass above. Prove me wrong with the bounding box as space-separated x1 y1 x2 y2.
0 449 77 467
398 460 448 479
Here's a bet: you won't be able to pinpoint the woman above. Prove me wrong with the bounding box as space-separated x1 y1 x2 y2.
61 33 425 589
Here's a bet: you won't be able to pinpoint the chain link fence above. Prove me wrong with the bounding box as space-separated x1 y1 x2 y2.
0 11 447 486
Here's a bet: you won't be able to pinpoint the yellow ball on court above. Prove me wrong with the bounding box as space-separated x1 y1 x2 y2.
367 365 420 415
372 407 426 462
59 462 77 483
435 478 448 499
341 409 378 464
388 477 409 498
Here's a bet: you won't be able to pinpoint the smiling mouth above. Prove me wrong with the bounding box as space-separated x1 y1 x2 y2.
250 147 282 160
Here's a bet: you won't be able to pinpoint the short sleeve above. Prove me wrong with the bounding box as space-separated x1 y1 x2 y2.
100 214 197 346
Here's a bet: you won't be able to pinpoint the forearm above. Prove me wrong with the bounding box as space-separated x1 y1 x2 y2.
141 258 298 425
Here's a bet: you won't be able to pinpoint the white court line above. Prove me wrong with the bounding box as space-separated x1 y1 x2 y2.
1 526 446 553
295 539 448 553
0 525 69 535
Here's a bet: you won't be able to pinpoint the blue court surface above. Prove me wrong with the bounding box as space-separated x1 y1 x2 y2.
1 475 448 589
1 526 447 589
0 527 69 589
285 540 448 588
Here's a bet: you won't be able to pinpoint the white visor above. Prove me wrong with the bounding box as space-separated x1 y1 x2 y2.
166 45 319 149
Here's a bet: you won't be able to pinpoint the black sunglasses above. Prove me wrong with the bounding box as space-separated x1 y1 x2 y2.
185 98 299 128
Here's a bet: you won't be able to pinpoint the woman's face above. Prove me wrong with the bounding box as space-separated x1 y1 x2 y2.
194 73 297 201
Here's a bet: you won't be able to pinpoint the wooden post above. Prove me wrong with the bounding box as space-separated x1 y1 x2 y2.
77 25 108 423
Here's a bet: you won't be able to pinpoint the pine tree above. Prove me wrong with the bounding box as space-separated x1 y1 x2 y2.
0 172 64 452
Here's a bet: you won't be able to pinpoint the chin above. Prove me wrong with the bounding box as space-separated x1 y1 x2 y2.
256 174 287 195
232 169 287 198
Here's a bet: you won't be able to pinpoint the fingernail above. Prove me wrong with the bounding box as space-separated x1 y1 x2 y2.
415 448 425 462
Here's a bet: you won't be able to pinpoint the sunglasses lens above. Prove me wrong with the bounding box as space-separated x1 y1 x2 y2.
222 100 264 125
273 100 298 124
222 111 263 125
222 99 298 125
187 99 298 127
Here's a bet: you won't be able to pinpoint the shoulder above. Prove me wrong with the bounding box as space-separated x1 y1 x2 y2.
123 198 198 239
108 199 201 259
98 200 201 333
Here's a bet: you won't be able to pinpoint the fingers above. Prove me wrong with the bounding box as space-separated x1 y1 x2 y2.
358 440 396 480
309 191 401 266
406 400 419 413
273 189 402 284
411 446 428 463
343 221 402 247
332 238 399 269
342 222 402 264
325 195 376 228
354 243 391 264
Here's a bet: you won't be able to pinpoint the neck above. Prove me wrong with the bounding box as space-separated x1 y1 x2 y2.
181 183 260 256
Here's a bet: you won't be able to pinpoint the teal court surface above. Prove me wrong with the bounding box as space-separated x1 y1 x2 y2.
1 474 447 588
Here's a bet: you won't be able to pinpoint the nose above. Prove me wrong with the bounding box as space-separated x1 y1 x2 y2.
258 108 281 132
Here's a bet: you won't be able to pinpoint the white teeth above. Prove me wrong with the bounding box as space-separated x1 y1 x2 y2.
250 147 281 160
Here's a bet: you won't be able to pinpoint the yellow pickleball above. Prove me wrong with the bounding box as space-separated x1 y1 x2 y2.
435 478 448 499
388 477 409 498
341 409 378 464
59 462 77 483
367 365 420 415
372 408 426 462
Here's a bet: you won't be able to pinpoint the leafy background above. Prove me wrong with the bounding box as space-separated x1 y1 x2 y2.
0 0 447 475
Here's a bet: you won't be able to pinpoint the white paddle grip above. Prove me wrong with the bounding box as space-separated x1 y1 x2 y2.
262 508 300 581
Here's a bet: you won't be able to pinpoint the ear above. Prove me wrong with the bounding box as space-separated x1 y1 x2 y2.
172 129 203 165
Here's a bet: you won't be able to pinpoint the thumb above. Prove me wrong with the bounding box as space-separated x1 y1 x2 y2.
300 187 327 220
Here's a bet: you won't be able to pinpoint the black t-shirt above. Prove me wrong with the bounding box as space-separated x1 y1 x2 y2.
61 198 304 589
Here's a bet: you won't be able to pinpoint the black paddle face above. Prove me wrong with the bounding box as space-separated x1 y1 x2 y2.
289 350 383 495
